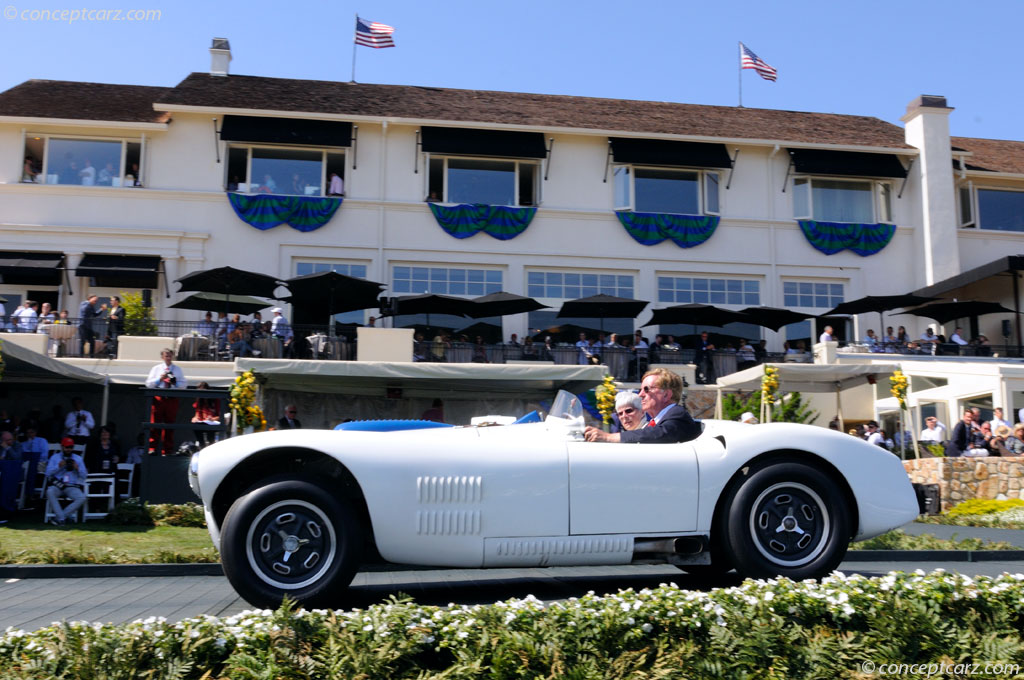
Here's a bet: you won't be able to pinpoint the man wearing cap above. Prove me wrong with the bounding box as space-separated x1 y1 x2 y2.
145 348 188 455
270 307 294 357
44 437 88 525
740 411 759 424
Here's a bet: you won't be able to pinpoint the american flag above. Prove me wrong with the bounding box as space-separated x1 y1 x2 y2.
355 17 395 48
740 43 777 81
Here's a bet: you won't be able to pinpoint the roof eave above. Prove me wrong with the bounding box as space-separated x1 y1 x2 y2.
154 102 914 154
0 115 169 130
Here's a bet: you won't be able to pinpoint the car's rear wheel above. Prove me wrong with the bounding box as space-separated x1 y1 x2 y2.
221 478 362 608
720 460 850 580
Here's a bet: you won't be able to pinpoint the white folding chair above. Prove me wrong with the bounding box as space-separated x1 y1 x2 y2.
84 473 116 521
16 460 30 511
116 463 136 501
41 476 84 524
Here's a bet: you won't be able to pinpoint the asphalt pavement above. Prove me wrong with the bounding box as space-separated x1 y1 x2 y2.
3 522 1024 632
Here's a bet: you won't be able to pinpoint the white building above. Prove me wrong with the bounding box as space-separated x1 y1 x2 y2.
1 38 1022 353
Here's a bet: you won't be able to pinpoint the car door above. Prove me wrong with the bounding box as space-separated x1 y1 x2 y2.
566 441 699 534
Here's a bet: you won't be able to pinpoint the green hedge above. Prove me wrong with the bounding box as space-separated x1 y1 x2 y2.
3 570 1023 679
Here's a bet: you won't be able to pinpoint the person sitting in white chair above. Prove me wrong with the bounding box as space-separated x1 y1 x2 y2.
45 437 89 525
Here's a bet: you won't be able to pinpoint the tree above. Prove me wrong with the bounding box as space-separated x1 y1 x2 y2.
722 390 818 425
122 291 157 336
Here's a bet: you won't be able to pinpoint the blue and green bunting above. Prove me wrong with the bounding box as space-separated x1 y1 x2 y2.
227 193 342 232
797 220 896 256
428 203 536 240
615 212 719 248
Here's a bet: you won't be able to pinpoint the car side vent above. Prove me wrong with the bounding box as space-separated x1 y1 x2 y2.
714 435 726 448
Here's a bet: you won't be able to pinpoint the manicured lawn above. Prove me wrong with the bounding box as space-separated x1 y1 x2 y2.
0 519 218 564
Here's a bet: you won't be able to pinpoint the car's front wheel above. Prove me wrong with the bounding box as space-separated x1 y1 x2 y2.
720 460 851 580
220 478 362 608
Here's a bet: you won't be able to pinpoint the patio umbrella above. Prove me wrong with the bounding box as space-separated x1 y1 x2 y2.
283 271 385 315
176 266 283 300
900 300 1016 325
392 293 474 327
643 303 750 328
455 321 504 343
467 291 549 318
737 306 815 332
557 294 649 332
169 292 273 316
824 294 938 334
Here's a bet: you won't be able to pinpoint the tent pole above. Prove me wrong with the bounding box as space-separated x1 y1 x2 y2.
715 386 723 419
100 374 110 426
835 380 843 433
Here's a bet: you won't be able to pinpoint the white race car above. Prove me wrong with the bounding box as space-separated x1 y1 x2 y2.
190 391 922 607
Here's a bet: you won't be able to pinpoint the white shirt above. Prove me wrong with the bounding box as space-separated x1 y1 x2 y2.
920 425 946 443
819 332 833 343
865 430 884 446
951 332 968 346
64 409 95 437
863 334 877 345
13 306 37 332
329 174 344 195
145 362 187 389
990 417 1011 432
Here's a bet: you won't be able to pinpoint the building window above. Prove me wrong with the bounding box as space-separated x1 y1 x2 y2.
960 187 1024 232
226 147 345 196
24 135 142 187
296 262 367 278
427 157 538 206
793 177 892 223
392 266 502 296
613 166 720 215
527 271 634 300
658 276 760 305
783 281 844 309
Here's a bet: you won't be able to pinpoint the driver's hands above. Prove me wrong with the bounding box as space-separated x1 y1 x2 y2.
584 426 614 442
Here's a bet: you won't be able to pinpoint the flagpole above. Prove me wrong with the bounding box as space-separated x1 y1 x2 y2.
737 42 743 108
351 13 358 82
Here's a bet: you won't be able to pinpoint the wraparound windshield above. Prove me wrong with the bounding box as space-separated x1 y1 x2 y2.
548 390 583 421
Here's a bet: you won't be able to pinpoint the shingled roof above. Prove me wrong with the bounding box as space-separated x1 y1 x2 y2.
0 80 171 124
155 73 912 149
951 136 1024 175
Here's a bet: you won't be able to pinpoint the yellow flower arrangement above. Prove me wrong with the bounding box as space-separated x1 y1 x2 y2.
596 374 617 425
230 370 267 433
761 365 780 406
890 369 909 410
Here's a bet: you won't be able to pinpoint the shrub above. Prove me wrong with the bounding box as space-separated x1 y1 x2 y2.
121 290 157 336
850 529 1015 551
947 498 1024 518
104 499 207 527
2 571 1024 678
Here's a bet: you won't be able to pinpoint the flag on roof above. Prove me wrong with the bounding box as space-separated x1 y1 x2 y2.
740 42 777 81
355 17 395 48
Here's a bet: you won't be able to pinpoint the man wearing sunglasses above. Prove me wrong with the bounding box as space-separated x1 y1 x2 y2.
585 368 700 444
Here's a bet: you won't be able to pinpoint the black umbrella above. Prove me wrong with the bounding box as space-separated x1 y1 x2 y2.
824 294 938 333
456 321 504 343
169 292 272 316
738 306 815 332
643 303 751 328
392 294 475 327
532 323 605 343
901 300 1016 325
557 294 649 332
176 266 283 299
467 291 549 319
283 271 385 315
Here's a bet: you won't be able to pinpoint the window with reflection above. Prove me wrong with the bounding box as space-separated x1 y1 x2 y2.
793 177 891 223
392 266 502 296
658 276 759 305
976 189 1024 232
427 157 538 206
226 147 344 196
614 166 719 215
24 135 143 187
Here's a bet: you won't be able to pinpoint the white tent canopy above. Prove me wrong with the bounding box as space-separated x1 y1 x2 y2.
717 363 901 393
717 362 901 428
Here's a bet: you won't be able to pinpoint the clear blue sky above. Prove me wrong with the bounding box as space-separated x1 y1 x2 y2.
1 0 1018 141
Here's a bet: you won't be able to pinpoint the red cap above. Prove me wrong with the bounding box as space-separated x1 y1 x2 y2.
61 437 75 448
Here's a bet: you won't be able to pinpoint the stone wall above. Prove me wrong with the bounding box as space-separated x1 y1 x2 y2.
903 457 1024 511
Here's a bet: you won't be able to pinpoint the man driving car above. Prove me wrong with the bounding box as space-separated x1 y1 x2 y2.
585 368 701 444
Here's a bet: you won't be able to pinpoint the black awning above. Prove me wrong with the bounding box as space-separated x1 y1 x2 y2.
0 251 63 286
609 138 732 169
914 255 1024 298
221 115 353 147
788 149 908 178
420 126 547 159
77 254 161 288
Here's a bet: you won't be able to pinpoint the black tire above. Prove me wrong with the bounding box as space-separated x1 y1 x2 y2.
220 478 362 608
720 460 851 580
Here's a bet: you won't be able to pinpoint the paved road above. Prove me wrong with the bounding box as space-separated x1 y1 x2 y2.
5 557 1024 632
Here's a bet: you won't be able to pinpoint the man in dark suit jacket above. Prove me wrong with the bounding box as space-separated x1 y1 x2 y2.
585 368 701 444
946 409 973 457
277 405 302 429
